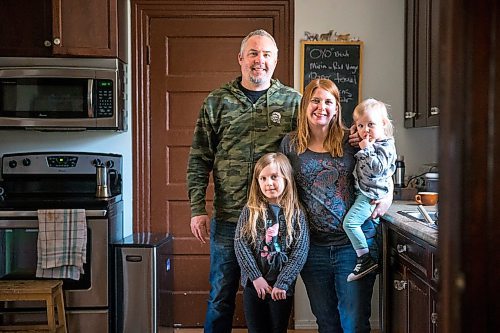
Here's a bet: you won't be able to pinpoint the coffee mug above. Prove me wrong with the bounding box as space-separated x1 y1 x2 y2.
415 192 438 206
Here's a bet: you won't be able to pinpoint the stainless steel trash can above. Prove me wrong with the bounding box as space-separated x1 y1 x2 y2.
114 233 173 333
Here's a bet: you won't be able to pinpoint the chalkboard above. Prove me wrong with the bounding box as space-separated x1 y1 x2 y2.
300 41 363 126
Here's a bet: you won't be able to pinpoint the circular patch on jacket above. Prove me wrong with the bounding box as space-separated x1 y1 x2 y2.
270 112 281 124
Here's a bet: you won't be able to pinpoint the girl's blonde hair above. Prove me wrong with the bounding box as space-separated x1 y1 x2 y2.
353 98 394 137
241 152 301 246
293 79 347 157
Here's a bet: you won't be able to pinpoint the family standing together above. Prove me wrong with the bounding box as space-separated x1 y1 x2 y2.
187 29 395 333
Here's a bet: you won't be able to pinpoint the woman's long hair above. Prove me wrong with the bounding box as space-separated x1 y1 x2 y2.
293 79 347 157
241 152 301 246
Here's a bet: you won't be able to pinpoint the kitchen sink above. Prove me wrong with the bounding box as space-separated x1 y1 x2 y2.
397 210 438 229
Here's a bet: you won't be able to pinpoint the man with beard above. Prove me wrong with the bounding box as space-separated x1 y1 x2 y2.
187 29 301 332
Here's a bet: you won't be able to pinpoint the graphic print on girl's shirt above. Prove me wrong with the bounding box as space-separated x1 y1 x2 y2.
258 204 288 282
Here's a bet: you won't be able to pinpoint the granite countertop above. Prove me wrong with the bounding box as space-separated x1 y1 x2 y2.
382 200 438 247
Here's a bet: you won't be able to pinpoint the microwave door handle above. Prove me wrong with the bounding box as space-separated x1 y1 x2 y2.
88 79 94 118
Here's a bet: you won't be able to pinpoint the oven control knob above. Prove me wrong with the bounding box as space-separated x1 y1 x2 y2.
22 158 31 167
92 159 102 167
106 160 115 168
8 160 17 168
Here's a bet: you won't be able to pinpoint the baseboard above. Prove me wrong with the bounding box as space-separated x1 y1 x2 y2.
370 318 380 329
294 319 318 329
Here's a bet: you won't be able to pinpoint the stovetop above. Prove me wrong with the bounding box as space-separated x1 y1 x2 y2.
0 152 123 211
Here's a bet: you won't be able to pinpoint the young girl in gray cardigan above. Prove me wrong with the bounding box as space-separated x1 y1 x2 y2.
234 152 309 333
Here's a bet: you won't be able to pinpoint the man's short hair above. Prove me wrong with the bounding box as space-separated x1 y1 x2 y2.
239 29 278 56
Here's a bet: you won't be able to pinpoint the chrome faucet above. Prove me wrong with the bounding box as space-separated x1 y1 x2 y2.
417 205 436 225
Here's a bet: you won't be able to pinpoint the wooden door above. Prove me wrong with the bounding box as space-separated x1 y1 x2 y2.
131 0 294 327
439 0 500 331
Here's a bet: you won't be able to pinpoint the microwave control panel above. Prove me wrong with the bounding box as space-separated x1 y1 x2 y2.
95 80 113 118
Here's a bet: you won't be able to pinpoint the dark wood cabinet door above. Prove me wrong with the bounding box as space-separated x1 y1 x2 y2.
388 260 408 333
407 269 431 333
0 0 126 61
405 0 440 128
426 0 440 126
52 0 125 59
404 0 417 128
383 222 437 333
0 0 52 57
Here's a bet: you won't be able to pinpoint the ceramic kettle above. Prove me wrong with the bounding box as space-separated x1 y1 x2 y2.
95 164 112 198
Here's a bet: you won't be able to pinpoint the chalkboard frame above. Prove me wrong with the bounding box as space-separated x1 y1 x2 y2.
300 40 364 126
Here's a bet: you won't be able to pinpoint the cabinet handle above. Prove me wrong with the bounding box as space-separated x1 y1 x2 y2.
431 312 438 325
43 40 52 47
393 280 407 291
397 244 407 253
430 107 440 115
53 38 61 46
433 267 440 280
405 111 417 119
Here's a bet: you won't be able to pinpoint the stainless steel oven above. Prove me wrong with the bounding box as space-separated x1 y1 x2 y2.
0 152 123 332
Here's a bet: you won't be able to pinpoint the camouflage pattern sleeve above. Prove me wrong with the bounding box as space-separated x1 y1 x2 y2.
186 100 216 217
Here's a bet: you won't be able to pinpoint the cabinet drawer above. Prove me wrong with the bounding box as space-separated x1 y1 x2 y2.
389 228 430 277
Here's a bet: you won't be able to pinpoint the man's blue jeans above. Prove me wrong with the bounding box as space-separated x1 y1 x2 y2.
204 220 240 333
301 238 378 333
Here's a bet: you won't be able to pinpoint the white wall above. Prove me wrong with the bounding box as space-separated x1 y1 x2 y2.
293 0 438 329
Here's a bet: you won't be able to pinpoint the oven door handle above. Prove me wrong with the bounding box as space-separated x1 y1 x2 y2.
0 220 40 228
0 209 107 218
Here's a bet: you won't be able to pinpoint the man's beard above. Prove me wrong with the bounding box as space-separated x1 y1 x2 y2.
249 74 269 85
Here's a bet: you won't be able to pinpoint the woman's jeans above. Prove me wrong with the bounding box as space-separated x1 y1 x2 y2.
243 282 293 333
204 220 240 333
301 238 378 333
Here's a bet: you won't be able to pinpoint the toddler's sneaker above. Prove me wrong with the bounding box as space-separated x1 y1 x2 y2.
347 253 378 282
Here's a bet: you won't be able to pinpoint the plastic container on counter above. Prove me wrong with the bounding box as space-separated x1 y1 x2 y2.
424 172 439 192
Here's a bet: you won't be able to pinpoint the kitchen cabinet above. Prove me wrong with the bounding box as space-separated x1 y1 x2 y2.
0 0 127 62
382 221 439 333
404 0 440 128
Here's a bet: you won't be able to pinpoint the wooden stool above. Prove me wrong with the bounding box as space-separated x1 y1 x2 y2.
0 280 67 333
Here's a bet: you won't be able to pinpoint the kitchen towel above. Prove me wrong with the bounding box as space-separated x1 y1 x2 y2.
36 209 87 280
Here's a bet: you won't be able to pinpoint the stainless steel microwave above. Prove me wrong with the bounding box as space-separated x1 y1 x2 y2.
0 57 127 131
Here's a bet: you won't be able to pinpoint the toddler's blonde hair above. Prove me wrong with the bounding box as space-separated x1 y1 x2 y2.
352 98 394 137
